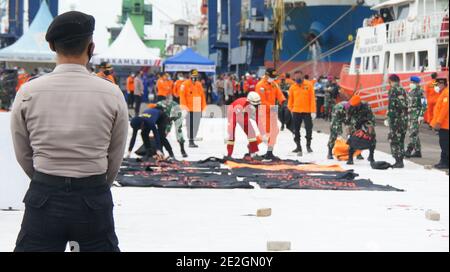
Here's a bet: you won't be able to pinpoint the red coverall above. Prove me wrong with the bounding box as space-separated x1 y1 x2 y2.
227 98 264 157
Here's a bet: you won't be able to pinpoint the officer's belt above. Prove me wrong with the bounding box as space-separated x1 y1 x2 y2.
32 171 108 188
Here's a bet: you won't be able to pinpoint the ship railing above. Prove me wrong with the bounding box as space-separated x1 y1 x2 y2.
386 12 448 44
354 73 438 114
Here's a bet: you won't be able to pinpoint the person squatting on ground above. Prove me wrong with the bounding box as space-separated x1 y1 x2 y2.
128 107 175 160
346 95 376 165
288 70 317 156
385 74 409 168
156 96 188 158
327 101 349 160
10 11 129 252
179 69 207 148
255 68 286 161
405 76 427 158
430 78 449 170
226 92 266 159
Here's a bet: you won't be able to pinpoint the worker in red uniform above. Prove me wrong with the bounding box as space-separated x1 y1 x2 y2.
255 68 286 160
243 73 258 94
424 73 439 125
226 92 265 159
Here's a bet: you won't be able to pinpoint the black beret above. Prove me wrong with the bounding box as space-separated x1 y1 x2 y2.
46 11 95 43
389 74 400 83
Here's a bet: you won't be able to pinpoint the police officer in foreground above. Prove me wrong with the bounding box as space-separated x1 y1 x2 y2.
10 11 129 252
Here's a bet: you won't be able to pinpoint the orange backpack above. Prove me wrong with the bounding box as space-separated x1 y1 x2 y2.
333 138 362 161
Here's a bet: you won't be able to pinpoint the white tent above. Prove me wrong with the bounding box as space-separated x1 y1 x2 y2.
0 1 55 63
91 19 162 67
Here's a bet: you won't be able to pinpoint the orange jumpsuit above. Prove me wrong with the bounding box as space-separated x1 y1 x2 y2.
255 78 286 147
425 80 440 124
157 78 174 98
96 72 116 84
172 79 185 98
431 88 449 130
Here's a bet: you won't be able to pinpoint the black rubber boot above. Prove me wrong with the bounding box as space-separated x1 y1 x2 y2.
180 142 188 158
410 151 422 158
292 142 301 153
306 141 313 153
327 147 334 160
368 149 375 163
392 158 405 169
347 149 355 165
189 140 198 148
405 147 414 158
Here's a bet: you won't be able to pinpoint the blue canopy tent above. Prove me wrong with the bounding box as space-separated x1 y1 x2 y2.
0 1 55 64
164 48 216 73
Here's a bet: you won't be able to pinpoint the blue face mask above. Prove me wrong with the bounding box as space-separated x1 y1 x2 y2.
296 79 303 84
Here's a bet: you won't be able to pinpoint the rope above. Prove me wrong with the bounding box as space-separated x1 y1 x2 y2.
278 5 357 71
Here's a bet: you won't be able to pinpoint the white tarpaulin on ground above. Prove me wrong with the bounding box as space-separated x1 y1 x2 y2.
91 19 161 67
0 1 55 63
0 113 28 210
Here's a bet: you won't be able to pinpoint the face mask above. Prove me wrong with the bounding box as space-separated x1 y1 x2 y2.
191 77 198 82
409 83 417 90
104 70 111 76
87 43 94 63
435 86 441 93
267 78 275 83
296 79 303 84
179 77 184 80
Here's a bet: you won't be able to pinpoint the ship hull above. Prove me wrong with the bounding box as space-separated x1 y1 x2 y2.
266 4 373 76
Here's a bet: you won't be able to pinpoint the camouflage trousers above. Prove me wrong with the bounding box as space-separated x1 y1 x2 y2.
407 112 422 152
389 122 407 159
324 97 336 119
167 118 185 144
328 122 343 150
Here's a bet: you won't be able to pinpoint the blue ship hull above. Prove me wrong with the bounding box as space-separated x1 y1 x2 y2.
266 4 373 74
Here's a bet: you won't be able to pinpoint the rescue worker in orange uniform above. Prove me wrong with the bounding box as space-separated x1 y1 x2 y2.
288 70 317 156
156 73 174 102
96 62 116 84
424 73 439 125
126 73 135 109
431 78 449 169
255 68 286 160
243 73 258 94
172 73 185 104
16 68 30 92
180 69 207 148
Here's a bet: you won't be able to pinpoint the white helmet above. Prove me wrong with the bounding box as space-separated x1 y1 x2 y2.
247 92 261 106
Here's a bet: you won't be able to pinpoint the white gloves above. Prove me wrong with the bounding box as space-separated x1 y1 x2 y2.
418 117 424 124
311 113 317 120
384 120 389 127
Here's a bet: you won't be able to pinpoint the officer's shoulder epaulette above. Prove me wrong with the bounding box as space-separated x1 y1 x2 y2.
26 75 40 83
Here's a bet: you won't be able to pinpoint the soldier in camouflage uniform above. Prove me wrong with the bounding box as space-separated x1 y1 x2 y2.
346 95 377 165
324 77 340 121
327 101 349 159
386 74 409 168
405 76 427 158
156 96 188 158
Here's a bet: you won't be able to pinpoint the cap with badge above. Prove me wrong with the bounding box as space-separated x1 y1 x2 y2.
190 69 199 77
46 11 95 44
265 68 278 79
